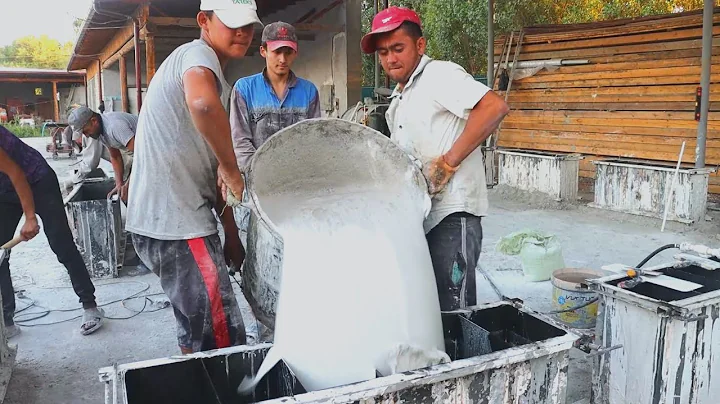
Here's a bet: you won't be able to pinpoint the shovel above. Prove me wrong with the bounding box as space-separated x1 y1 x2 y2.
0 236 23 265
602 263 702 293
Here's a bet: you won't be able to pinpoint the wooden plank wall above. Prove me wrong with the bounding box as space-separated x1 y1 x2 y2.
494 9 720 193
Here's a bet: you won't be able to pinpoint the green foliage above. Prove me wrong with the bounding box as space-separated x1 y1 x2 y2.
1 123 43 138
360 0 706 85
0 35 74 70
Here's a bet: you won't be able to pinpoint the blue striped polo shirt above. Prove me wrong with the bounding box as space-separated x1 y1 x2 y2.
229 70 321 169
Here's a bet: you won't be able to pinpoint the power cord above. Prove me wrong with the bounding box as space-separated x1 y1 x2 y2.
12 281 171 327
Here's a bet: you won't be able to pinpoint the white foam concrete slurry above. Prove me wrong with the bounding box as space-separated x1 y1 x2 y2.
239 119 447 393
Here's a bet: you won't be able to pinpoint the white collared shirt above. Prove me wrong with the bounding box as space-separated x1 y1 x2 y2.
386 55 492 233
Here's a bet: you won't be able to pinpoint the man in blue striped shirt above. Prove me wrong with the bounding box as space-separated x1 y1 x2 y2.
230 21 321 170
230 21 319 344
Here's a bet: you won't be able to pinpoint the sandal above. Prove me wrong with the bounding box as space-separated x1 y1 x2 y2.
81 308 105 336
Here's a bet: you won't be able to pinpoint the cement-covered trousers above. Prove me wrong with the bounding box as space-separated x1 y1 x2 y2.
426 212 482 311
131 233 246 352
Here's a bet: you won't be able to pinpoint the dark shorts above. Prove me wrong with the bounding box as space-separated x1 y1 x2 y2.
426 212 482 311
131 233 246 352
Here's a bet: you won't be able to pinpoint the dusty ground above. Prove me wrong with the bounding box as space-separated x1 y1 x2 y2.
3 137 717 403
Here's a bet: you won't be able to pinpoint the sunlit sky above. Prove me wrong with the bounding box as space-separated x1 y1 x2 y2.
0 0 93 46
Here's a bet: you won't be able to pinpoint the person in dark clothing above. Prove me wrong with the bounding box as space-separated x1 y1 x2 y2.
0 125 104 338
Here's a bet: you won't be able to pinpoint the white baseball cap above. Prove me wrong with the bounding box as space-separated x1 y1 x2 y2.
200 0 263 29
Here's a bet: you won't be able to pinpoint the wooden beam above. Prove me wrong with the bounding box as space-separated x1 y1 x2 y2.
104 39 136 69
96 4 149 68
502 37 720 62
134 17 143 112
146 33 156 85
513 73 720 90
505 13 720 46
0 78 84 83
87 60 99 80
97 59 103 107
99 23 136 68
120 55 129 112
506 109 720 122
521 25 720 54
52 81 59 122
149 17 198 28
507 101 720 111
306 0 343 23
296 8 317 23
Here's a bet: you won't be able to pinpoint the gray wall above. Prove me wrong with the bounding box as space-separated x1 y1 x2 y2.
87 76 99 112
101 63 122 112
58 84 87 122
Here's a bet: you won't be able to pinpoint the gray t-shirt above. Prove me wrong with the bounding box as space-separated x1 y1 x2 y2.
126 39 231 240
99 112 137 150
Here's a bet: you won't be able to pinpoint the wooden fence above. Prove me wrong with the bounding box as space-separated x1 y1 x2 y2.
495 8 720 192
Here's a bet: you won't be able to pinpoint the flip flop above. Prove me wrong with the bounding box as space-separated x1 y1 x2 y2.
81 308 105 336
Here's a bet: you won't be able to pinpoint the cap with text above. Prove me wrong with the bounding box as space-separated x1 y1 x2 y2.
261 22 298 52
360 6 422 54
200 0 263 29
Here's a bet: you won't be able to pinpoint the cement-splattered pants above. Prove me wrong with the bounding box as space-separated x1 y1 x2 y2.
426 213 482 311
131 233 246 352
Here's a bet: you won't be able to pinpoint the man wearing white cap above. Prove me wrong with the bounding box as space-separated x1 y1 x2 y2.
126 0 262 354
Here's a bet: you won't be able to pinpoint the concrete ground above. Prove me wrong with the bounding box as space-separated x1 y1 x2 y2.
3 137 717 403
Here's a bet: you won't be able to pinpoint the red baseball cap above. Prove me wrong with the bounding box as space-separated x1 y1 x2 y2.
360 6 422 54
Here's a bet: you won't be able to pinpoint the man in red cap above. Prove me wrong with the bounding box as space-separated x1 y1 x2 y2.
362 7 510 311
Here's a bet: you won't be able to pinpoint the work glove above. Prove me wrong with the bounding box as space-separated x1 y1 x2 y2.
423 155 458 195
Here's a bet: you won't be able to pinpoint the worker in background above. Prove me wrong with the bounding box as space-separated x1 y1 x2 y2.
68 106 137 203
229 21 320 343
0 125 105 338
126 0 261 354
64 130 133 188
230 21 321 171
361 7 510 311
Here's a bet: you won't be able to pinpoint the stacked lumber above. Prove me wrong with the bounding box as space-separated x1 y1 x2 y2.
494 8 720 192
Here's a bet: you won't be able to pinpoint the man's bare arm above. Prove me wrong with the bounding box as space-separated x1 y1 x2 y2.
125 136 135 152
444 91 510 168
184 66 245 198
0 148 40 240
215 183 245 269
108 147 125 191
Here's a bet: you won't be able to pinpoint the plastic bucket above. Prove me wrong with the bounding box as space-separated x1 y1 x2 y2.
551 268 607 329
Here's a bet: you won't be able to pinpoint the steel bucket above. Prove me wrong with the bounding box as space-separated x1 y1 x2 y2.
241 118 431 332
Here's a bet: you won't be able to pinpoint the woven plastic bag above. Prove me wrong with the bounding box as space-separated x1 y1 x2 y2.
496 230 566 282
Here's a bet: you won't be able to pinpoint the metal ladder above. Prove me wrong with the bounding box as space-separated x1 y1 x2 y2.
485 30 524 187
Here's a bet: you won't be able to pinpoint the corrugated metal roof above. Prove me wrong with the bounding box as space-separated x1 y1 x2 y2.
68 0 300 71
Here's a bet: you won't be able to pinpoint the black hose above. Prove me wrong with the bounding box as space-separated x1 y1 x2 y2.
544 296 600 315
635 244 679 268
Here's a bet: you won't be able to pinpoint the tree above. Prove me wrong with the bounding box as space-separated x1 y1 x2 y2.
360 0 706 86
0 35 74 70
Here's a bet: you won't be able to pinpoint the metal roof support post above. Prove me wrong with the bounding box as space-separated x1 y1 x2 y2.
487 0 494 88
133 18 143 112
374 0 380 90
696 0 713 168
383 0 389 89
